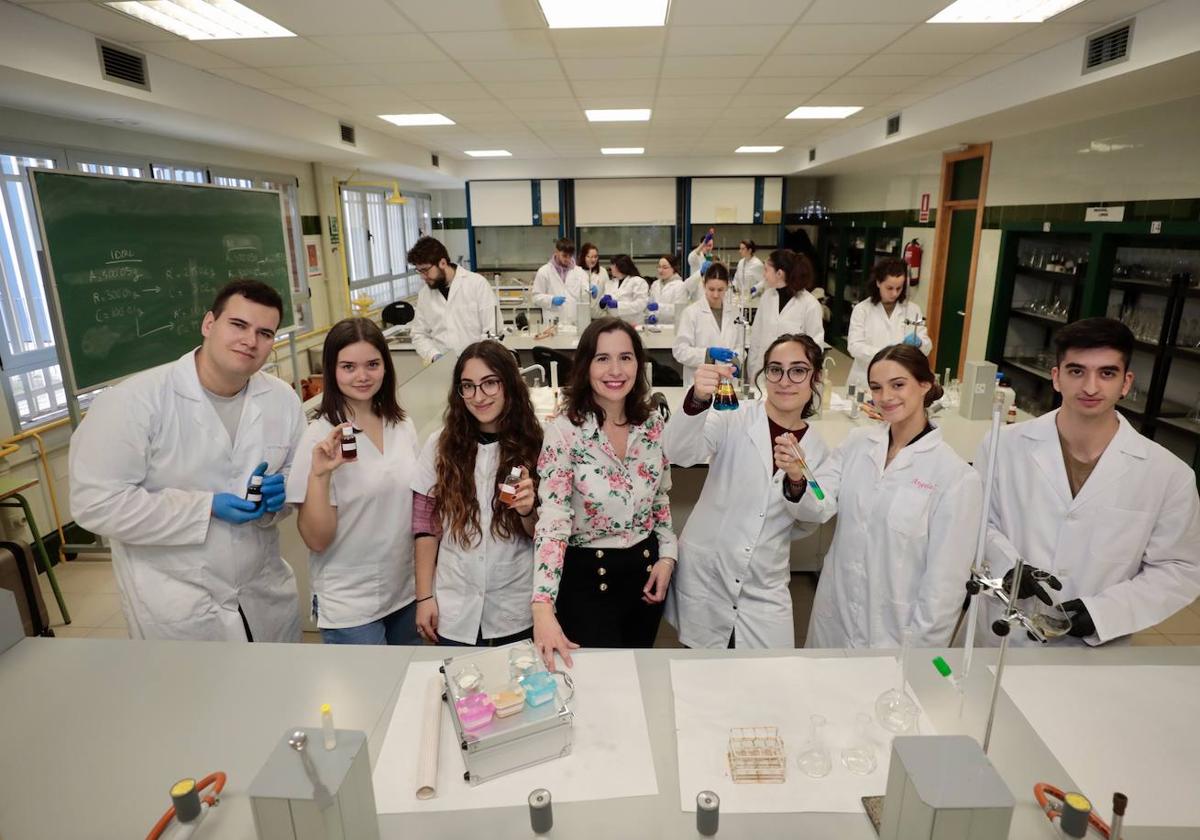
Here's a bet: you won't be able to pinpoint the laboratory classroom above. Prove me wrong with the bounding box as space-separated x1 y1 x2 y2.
2 1 1200 839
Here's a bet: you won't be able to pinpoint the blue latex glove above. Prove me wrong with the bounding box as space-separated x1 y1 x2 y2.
708 346 735 362
551 295 566 306
212 493 265 525
749 286 758 296
646 314 658 325
701 259 712 276
903 332 922 347
261 472 287 513
599 294 616 310
590 285 599 299
646 301 659 311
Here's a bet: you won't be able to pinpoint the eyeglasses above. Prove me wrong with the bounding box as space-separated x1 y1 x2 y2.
415 264 438 277
764 364 813 384
458 377 502 398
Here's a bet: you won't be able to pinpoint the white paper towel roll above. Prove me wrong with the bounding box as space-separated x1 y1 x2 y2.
415 674 443 800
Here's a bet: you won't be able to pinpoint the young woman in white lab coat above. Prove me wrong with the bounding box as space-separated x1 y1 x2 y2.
286 318 421 645
580 241 609 304
597 254 650 322
664 334 832 648
687 233 715 277
647 253 688 325
800 345 982 648
733 239 765 296
672 262 742 391
748 249 825 382
846 257 932 391
412 340 540 646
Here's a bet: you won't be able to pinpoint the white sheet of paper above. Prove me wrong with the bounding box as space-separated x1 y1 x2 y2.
1000 664 1200 828
671 657 935 813
373 651 658 813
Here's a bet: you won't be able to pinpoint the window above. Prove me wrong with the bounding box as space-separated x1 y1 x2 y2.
212 174 254 189
76 161 144 178
152 163 207 183
341 186 418 307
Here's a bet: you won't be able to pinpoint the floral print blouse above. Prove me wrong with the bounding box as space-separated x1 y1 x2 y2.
533 411 676 605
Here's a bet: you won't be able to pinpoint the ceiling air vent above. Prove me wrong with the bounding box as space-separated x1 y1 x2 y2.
1083 20 1132 74
96 40 149 91
886 113 901 137
431 153 440 168
339 122 357 146
808 147 816 163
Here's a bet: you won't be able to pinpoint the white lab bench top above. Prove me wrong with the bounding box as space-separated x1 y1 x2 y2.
387 325 679 355
0 638 1194 839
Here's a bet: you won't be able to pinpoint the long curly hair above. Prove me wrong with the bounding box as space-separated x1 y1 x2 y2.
433 340 542 547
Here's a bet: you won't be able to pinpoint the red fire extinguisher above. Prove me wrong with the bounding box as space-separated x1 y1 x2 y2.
903 238 923 287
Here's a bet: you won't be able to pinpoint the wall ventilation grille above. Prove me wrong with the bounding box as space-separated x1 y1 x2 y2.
886 113 901 137
97 40 149 91
339 122 357 146
431 153 440 168
1084 21 1132 73
808 147 816 163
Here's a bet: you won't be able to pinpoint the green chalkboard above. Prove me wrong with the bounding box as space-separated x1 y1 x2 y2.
30 170 294 392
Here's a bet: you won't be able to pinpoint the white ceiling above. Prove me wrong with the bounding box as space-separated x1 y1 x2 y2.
10 0 1163 164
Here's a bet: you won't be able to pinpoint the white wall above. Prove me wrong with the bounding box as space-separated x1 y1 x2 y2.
691 177 755 224
468 180 533 227
575 178 676 225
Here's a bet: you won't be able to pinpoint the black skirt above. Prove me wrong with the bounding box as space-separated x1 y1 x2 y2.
554 533 665 649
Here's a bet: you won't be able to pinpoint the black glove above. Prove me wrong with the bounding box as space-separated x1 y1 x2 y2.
1063 599 1096 638
1002 564 1061 605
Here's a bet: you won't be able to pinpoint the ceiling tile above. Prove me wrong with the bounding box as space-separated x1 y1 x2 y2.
403 81 493 100
201 38 346 67
666 26 785 56
26 2 173 42
987 23 1098 55
656 76 747 95
269 88 348 109
821 75 928 95
802 92 890 107
654 93 735 109
776 24 911 54
578 97 656 110
944 53 1024 77
561 59 659 81
1050 0 1158 24
504 98 582 115
367 61 472 84
428 29 555 60
206 67 294 90
264 64 378 87
248 0 416 35
460 59 565 82
436 98 517 115
132 41 244 70
884 23 1036 54
851 53 973 75
548 28 666 57
738 76 837 95
319 84 426 107
875 92 932 110
756 54 869 76
393 0 547 32
571 79 659 99
904 75 973 95
661 56 763 78
669 0 813 24
309 34 446 63
799 0 946 24
482 79 575 98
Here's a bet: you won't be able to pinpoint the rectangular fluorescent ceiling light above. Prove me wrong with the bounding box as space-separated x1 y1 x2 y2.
736 145 783 154
106 0 294 39
464 150 512 158
586 108 652 123
378 113 455 127
786 106 862 120
539 0 669 29
929 0 1087 22
601 147 644 155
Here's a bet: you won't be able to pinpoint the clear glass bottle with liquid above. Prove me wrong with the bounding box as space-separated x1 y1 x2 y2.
340 425 358 462
706 348 740 412
498 467 521 506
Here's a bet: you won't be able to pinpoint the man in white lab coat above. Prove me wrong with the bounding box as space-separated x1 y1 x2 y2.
531 237 589 326
976 317 1200 646
407 236 497 362
69 280 306 642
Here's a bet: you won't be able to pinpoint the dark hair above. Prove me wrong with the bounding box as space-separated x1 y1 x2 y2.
434 341 542 547
740 239 757 253
317 318 406 425
756 333 824 418
210 279 284 322
1054 317 1134 370
554 237 576 256
868 344 944 407
869 258 909 304
406 235 450 267
580 242 602 275
564 317 651 428
704 261 730 283
766 249 814 293
659 253 680 274
610 254 640 279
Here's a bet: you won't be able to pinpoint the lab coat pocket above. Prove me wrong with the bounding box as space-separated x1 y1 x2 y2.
1087 507 1155 572
262 443 290 474
887 487 932 538
675 541 724 597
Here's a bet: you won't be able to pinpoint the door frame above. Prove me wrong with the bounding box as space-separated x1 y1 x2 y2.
926 142 992 377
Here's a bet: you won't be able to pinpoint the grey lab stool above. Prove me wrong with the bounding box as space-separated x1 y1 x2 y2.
0 476 70 624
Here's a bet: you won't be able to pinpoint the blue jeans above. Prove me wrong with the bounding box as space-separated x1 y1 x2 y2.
320 601 423 646
438 626 533 647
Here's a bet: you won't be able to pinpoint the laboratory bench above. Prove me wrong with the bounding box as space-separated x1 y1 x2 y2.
0 637 1194 839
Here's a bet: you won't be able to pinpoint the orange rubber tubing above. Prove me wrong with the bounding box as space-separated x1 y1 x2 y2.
145 772 226 840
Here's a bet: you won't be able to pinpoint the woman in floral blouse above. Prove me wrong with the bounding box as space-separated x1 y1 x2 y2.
532 317 676 668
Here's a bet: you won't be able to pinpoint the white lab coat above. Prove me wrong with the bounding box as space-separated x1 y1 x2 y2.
648 274 688 324
687 245 709 277
748 288 825 382
69 351 306 642
974 410 1200 646
600 274 650 322
846 298 932 390
673 298 742 391
532 261 590 326
411 267 497 362
285 416 418 629
733 256 765 294
663 400 832 648
413 431 534 644
801 423 982 648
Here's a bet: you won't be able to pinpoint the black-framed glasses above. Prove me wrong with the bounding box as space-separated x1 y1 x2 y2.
458 377 503 398
764 364 813 384
415 264 438 277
